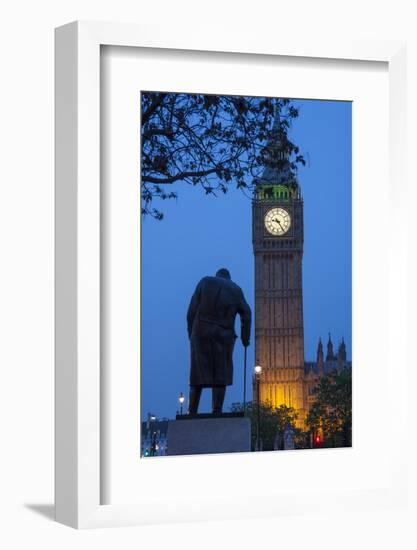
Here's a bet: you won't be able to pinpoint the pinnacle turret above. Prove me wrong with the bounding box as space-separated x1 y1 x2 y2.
255 99 297 187
317 337 324 362
337 337 347 363
326 333 335 362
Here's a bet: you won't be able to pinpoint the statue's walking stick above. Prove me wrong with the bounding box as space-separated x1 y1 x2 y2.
243 346 247 413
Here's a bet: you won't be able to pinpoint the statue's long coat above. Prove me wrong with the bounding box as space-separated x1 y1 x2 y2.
187 276 251 387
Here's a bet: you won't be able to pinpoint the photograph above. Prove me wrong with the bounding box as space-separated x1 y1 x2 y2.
140 92 352 457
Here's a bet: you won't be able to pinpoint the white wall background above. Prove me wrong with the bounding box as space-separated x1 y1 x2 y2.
1 0 416 548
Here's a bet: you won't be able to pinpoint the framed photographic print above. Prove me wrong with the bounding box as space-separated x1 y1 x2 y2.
139 90 352 458
55 21 408 528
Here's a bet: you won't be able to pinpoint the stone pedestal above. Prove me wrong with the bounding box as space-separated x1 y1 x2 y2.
166 413 251 456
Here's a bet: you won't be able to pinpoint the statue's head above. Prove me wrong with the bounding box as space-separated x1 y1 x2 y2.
216 268 231 280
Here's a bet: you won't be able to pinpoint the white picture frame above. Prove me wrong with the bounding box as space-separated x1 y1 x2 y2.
55 21 407 529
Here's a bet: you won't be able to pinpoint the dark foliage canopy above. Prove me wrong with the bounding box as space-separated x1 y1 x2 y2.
230 401 299 451
306 367 352 447
141 92 304 219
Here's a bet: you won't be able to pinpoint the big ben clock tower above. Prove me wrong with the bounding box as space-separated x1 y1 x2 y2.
252 112 306 427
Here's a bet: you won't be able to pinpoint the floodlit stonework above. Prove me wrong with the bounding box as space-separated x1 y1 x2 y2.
252 117 350 430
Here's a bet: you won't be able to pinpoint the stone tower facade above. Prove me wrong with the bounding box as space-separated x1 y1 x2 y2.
252 113 307 427
251 105 351 434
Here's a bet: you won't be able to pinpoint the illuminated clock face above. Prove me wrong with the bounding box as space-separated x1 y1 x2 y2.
264 207 291 236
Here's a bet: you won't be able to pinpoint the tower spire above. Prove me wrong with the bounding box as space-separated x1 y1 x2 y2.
255 98 297 187
317 337 324 375
317 337 324 360
337 337 347 364
326 333 335 362
272 99 281 131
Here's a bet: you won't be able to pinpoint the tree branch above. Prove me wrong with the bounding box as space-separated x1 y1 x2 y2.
142 167 218 185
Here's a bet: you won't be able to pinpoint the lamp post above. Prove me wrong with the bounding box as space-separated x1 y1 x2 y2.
254 364 262 451
178 392 185 416
150 430 158 456
149 414 157 456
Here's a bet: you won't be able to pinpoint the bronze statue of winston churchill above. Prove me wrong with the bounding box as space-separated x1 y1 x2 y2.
186 268 251 414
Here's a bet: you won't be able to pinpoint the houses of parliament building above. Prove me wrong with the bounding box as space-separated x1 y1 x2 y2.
252 110 351 429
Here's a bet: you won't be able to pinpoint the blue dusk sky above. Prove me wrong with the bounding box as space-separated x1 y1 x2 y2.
141 98 352 420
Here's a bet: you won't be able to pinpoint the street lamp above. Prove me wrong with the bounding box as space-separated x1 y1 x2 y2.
149 414 157 456
254 364 262 451
150 430 158 456
254 365 262 375
178 392 185 416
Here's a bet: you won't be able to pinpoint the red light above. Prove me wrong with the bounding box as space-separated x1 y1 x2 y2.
315 436 321 444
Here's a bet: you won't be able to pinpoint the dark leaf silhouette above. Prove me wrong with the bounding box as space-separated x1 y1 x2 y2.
141 92 305 219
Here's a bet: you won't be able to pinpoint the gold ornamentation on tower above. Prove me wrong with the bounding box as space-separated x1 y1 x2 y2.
252 108 306 428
